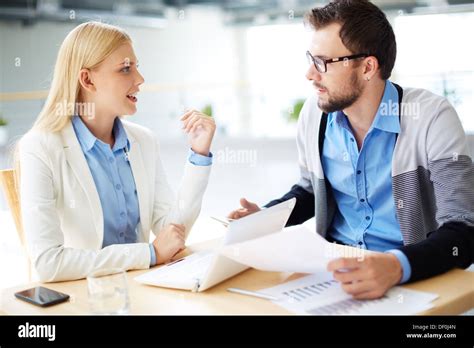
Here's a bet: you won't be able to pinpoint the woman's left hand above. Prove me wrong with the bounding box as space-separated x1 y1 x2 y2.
180 109 216 156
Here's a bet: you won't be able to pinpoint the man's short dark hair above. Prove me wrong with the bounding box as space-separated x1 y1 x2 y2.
305 0 397 80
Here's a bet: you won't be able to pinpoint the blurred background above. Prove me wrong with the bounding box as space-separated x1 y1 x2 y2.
0 0 473 287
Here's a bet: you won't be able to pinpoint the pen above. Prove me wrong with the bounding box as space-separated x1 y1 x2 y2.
210 216 234 227
227 287 280 301
166 257 185 266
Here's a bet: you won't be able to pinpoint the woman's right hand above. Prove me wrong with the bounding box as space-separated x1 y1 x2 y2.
152 223 186 264
227 198 261 220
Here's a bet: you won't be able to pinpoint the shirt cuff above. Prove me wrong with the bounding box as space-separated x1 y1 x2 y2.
386 249 412 284
149 243 157 266
188 149 213 166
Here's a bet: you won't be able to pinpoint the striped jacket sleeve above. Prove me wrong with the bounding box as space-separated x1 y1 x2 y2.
397 98 474 282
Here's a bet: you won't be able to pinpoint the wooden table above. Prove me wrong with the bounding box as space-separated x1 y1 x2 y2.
1 231 473 315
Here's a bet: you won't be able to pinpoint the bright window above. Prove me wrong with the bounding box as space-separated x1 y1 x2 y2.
394 12 474 132
246 24 312 137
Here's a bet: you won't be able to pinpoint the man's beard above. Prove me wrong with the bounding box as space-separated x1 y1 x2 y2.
316 72 363 113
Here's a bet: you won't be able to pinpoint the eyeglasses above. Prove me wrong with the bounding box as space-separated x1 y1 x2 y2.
306 51 368 73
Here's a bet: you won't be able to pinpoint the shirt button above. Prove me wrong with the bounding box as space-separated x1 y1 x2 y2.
119 232 124 237
357 170 362 175
116 184 121 190
350 138 354 142
120 212 126 217
360 198 365 202
358 241 363 245
365 216 370 221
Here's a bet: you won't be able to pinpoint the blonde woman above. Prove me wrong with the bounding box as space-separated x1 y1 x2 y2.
18 22 216 282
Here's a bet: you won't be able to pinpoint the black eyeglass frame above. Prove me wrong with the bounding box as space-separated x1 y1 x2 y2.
306 51 369 73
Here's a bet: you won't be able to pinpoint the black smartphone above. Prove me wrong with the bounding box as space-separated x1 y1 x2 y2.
14 286 70 307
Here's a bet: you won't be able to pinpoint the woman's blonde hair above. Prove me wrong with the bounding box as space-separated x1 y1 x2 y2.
33 21 131 132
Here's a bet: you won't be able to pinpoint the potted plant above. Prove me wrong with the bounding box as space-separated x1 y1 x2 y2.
201 104 213 117
0 114 9 146
285 99 305 122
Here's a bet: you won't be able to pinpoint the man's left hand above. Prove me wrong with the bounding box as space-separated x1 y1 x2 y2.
327 253 403 300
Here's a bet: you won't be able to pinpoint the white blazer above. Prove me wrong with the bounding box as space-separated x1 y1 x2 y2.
19 119 211 282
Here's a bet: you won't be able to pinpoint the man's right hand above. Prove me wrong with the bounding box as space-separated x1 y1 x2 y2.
227 198 261 220
152 223 186 264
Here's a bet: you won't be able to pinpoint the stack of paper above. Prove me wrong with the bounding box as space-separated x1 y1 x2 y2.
218 224 438 315
219 224 372 273
260 272 438 315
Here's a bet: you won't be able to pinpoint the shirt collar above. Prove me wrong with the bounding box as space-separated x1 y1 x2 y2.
72 116 131 152
326 80 400 134
326 110 352 134
370 80 401 134
112 117 130 152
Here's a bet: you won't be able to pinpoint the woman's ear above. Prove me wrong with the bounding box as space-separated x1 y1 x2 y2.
78 68 96 93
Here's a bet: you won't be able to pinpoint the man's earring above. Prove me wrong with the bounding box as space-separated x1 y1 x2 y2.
366 77 370 81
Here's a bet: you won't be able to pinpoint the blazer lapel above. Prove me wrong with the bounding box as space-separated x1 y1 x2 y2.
61 121 104 246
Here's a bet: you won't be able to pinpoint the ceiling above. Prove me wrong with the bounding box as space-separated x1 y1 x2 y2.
0 0 472 27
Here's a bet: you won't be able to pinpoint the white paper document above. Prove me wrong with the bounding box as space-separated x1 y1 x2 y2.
219 224 371 273
261 272 439 315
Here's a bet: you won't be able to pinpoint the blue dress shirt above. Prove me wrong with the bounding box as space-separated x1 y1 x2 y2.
321 81 411 283
72 116 212 267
